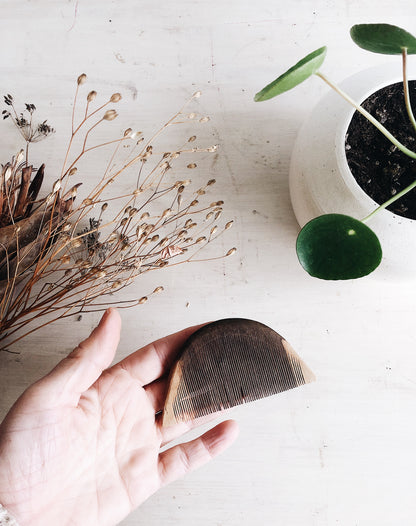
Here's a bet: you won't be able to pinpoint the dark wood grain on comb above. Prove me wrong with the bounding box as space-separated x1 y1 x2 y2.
162 318 315 426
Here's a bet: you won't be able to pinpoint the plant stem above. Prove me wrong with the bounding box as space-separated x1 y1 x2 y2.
361 177 416 222
316 71 416 160
401 48 416 133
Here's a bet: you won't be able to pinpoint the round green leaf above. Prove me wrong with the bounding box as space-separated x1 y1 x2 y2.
254 46 327 102
350 23 416 55
296 214 382 280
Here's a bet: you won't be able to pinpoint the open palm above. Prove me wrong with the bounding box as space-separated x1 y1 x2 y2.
0 309 238 526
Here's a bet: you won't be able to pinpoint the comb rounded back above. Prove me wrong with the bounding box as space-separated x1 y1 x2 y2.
162 318 314 426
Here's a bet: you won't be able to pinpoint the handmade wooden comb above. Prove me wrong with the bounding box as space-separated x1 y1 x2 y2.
162 318 315 426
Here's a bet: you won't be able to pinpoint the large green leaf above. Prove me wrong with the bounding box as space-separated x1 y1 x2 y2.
296 214 382 280
254 47 327 102
351 24 416 55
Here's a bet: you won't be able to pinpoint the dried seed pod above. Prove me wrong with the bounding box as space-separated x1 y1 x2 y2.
129 208 138 217
124 206 131 214
226 247 237 256
52 180 61 193
151 235 159 243
71 239 82 248
82 198 93 206
101 203 108 212
206 212 213 220
190 200 198 207
138 296 148 304
162 208 172 218
196 236 206 244
87 90 97 102
192 91 202 98
120 217 128 226
225 220 234 230
103 109 118 121
207 145 218 152
60 255 71 264
187 163 197 169
188 112 197 119
77 73 87 85
199 116 210 123
112 281 122 289
210 226 218 236
188 135 197 142
110 93 122 103
94 270 107 279
207 179 216 186
153 286 164 294
68 167 77 176
124 127 133 137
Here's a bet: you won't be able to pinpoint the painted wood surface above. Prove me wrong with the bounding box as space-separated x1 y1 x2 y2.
1 1 416 525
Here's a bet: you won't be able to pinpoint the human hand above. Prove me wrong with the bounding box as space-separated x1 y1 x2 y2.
0 309 238 526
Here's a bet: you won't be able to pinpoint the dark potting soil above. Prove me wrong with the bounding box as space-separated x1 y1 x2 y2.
345 80 416 220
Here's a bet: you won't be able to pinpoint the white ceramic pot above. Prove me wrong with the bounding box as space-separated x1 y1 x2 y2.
289 63 416 280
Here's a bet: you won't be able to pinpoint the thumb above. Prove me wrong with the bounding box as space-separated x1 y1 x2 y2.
31 308 122 407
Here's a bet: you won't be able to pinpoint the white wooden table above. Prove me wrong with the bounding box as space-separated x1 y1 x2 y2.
1 1 416 524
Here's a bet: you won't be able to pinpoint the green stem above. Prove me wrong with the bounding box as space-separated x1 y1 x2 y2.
361 177 416 223
316 71 416 159
402 48 416 133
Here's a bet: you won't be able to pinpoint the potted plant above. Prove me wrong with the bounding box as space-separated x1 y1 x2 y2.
255 23 416 280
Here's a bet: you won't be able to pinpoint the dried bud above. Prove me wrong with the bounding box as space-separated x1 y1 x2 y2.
69 167 77 176
199 116 210 123
120 217 128 226
206 212 213 220
193 90 202 98
226 247 237 257
124 128 132 137
225 220 234 230
153 286 164 294
140 212 150 220
110 93 122 103
188 112 197 119
87 90 97 102
94 270 107 279
197 189 206 196
187 163 197 169
151 235 159 243
82 198 93 206
207 179 216 186
210 226 218 236
190 200 199 207
129 208 138 217
162 208 172 218
71 238 82 248
124 206 131 214
60 255 71 264
210 200 224 207
103 109 118 121
52 180 62 193
62 223 72 232
77 73 87 85
207 145 218 152
196 236 206 244
15 149 24 165
188 135 197 142
138 296 148 304
112 281 122 289
101 202 108 212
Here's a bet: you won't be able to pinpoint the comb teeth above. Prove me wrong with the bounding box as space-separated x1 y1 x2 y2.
162 319 315 426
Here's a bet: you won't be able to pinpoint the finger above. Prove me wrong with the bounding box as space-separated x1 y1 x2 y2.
115 324 204 386
30 308 121 407
158 420 239 487
157 409 234 447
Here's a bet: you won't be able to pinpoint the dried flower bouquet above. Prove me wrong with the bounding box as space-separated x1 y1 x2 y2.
0 74 235 351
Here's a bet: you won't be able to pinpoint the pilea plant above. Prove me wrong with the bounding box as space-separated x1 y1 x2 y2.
255 23 416 280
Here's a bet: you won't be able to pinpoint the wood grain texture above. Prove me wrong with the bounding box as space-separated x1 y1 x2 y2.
163 319 315 426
